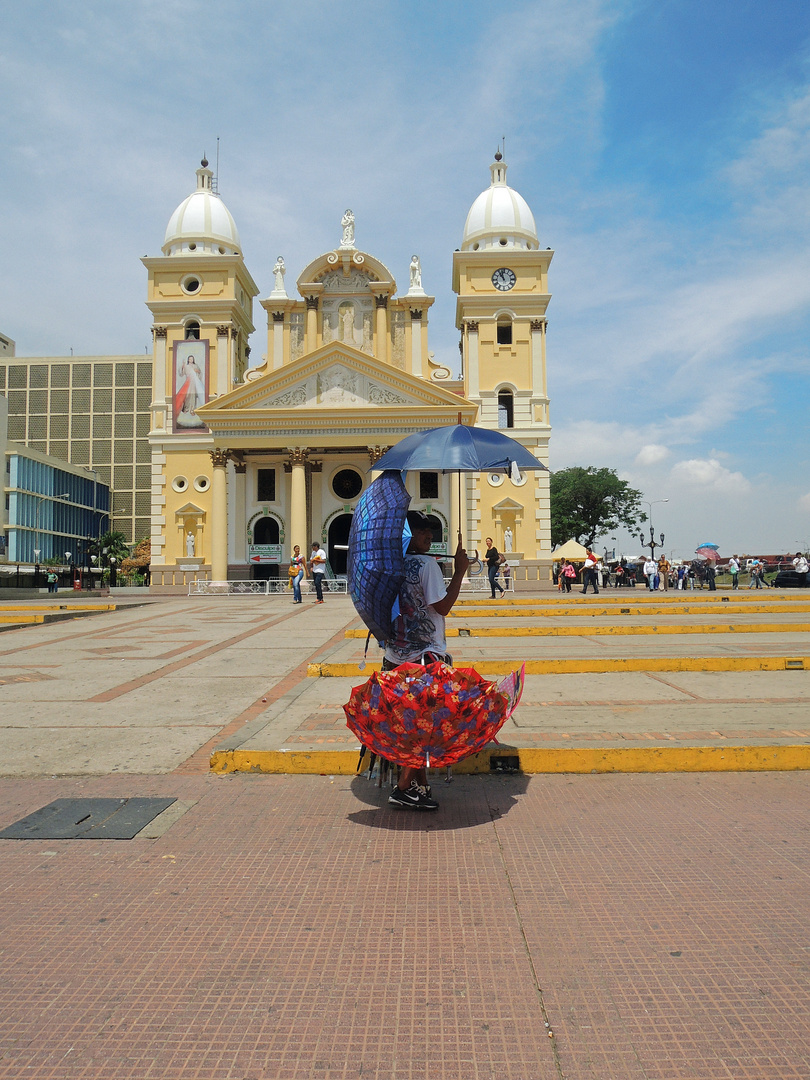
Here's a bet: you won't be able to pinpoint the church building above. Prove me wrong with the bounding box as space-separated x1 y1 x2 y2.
145 152 553 589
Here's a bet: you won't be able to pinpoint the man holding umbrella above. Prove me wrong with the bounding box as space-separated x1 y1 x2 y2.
383 511 469 810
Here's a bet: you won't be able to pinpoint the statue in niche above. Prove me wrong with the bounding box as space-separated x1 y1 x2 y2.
186 532 196 557
504 527 513 552
338 301 356 344
409 255 422 291
340 209 355 248
272 256 286 293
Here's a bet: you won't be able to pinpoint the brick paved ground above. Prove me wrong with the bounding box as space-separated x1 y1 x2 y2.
0 771 808 1079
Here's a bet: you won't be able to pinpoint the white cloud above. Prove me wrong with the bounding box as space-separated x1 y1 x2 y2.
669 458 751 495
635 444 670 466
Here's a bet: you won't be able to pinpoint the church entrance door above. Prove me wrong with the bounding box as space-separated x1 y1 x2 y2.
328 513 353 576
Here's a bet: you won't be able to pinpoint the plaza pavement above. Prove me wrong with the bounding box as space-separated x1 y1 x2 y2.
0 592 809 1078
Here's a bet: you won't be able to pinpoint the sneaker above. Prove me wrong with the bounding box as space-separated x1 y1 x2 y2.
388 781 438 811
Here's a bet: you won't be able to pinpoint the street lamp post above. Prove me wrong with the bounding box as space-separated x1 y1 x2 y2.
33 491 70 590
639 499 669 560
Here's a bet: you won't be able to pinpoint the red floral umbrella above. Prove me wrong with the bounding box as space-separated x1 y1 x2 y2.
344 661 525 769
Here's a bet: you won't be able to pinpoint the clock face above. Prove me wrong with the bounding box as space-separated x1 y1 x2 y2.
492 267 516 291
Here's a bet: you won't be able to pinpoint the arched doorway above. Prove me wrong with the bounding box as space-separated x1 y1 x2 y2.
328 513 353 575
252 517 280 581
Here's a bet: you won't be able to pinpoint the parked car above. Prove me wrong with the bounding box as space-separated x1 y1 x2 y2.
772 569 807 588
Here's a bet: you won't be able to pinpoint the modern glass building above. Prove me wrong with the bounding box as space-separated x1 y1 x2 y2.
3 443 109 564
0 356 152 545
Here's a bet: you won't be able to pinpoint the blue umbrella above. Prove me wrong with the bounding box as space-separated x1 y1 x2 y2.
347 471 411 644
372 423 547 475
696 542 719 549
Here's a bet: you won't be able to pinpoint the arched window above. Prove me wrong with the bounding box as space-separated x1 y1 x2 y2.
496 317 512 346
184 321 200 340
253 517 279 544
498 389 514 429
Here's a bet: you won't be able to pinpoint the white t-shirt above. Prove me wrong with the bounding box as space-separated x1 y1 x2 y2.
311 548 327 575
384 554 448 665
643 560 657 576
794 556 809 574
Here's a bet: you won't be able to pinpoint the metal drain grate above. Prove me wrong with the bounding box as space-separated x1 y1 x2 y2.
0 798 177 840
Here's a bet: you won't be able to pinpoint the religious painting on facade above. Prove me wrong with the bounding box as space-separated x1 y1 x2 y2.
172 340 209 432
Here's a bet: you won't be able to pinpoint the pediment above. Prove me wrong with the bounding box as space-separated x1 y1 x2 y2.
492 497 524 511
198 343 472 415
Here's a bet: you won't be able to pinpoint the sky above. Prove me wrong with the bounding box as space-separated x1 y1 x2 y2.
2 0 809 558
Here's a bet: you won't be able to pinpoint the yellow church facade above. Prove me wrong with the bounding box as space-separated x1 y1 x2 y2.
145 155 552 590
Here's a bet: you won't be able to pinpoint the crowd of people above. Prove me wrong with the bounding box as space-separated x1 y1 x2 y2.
553 551 810 592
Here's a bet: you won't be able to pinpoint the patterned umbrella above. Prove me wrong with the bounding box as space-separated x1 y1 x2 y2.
347 471 410 644
695 546 721 561
344 661 525 769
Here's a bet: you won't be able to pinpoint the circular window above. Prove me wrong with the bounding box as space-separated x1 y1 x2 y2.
188 243 197 251
182 276 201 294
193 475 210 492
472 242 480 251
218 246 226 254
172 476 189 493
487 472 504 487
332 468 363 500
511 470 527 487
499 238 508 246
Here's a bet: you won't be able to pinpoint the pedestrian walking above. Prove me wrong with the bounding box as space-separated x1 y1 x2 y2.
309 541 327 603
581 550 599 594
643 557 657 591
728 555 740 590
658 555 670 592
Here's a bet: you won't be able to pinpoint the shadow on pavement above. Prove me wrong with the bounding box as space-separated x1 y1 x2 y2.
346 772 531 831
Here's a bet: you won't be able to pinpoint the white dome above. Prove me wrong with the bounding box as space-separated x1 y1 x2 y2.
461 156 538 252
162 160 241 256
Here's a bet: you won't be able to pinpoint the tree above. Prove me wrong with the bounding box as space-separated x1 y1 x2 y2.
98 531 131 564
550 467 645 549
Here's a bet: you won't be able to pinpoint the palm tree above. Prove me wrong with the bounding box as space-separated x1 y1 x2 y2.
98 531 130 564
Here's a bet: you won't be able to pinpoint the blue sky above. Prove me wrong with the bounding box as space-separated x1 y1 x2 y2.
2 0 809 557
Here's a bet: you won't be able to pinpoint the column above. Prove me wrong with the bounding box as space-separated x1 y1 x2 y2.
530 319 548 422
374 294 389 364
366 445 391 482
305 297 319 354
232 456 247 564
410 309 422 376
151 325 168 431
287 448 309 553
210 448 231 581
465 321 479 399
216 325 230 396
272 312 285 369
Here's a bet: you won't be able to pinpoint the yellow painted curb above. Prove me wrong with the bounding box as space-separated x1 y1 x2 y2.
0 615 44 625
450 604 810 618
455 594 808 606
210 744 810 775
211 749 360 775
310 656 809 676
0 604 116 613
347 623 810 639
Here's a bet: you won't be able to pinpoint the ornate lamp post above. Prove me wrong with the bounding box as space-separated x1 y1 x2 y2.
639 499 669 560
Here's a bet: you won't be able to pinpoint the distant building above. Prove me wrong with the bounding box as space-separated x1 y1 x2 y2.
0 333 15 358
0 356 151 545
1 394 109 564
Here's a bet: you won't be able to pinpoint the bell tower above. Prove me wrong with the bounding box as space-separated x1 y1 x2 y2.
452 152 552 567
142 159 258 580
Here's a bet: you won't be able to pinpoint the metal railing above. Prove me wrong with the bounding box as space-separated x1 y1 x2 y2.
188 578 349 596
